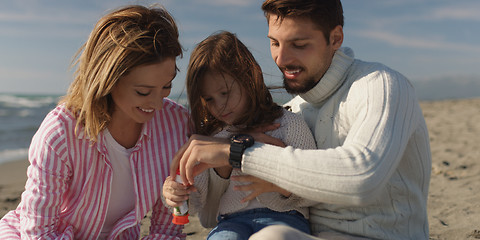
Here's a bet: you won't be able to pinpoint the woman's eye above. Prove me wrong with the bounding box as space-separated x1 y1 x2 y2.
136 91 149 96
163 83 173 89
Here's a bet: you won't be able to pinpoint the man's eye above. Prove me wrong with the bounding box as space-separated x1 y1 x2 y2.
136 91 149 96
293 43 307 49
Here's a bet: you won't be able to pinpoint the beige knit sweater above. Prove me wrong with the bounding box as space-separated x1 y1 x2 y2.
240 48 432 239
189 109 317 228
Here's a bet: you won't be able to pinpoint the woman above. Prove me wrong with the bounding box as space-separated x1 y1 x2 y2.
0 5 188 239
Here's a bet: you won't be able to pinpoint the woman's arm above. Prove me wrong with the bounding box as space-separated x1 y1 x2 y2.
19 123 75 239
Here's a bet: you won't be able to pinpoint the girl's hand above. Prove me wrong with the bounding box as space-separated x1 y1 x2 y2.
169 134 231 185
162 176 196 207
231 174 291 202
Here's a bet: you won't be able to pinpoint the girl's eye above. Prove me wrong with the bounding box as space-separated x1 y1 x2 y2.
136 91 149 96
203 97 212 102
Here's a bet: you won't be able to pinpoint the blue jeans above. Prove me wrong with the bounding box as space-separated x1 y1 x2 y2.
207 208 310 240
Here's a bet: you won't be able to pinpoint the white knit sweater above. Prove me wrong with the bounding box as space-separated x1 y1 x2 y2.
241 48 432 239
189 109 317 228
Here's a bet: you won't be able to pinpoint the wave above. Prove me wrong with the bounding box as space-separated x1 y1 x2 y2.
0 148 29 165
0 94 60 109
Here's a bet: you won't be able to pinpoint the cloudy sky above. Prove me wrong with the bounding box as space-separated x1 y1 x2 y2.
1 0 479 95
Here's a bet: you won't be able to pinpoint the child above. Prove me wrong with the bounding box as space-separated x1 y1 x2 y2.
0 5 189 239
163 31 317 240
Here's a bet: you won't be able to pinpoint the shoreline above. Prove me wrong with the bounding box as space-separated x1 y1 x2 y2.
1 98 480 239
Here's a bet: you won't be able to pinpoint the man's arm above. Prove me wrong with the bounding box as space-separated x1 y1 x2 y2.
241 72 425 206
171 132 285 186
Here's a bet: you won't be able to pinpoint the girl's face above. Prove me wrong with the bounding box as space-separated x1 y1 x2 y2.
200 72 249 125
110 58 176 126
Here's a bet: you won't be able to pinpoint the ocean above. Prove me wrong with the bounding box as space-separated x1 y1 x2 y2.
0 94 61 164
0 91 294 165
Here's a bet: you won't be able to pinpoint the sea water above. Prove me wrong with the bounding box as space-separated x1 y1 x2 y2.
0 94 60 164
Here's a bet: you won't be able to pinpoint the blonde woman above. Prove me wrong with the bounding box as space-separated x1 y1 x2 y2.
0 5 189 239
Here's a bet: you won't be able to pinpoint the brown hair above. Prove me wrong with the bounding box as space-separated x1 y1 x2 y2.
60 5 182 142
186 31 283 135
262 0 344 43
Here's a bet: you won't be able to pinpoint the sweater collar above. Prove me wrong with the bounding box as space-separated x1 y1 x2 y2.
299 47 354 105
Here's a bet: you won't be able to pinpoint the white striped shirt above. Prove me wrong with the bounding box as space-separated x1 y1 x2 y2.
0 98 189 239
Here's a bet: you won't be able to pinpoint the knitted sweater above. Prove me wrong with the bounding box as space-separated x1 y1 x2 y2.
189 109 317 228
241 48 432 239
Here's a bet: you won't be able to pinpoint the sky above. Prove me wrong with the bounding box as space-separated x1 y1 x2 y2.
1 0 479 96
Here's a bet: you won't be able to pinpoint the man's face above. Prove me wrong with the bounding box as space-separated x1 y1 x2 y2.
267 15 339 94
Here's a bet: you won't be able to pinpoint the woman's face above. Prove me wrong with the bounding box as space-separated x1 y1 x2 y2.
110 57 176 126
200 72 248 125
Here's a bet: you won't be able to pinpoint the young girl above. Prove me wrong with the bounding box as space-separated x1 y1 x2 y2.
163 31 317 240
0 5 189 239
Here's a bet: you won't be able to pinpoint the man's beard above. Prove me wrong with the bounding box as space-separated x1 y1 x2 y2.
283 75 319 94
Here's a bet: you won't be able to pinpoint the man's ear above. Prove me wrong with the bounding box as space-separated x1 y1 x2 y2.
330 25 344 49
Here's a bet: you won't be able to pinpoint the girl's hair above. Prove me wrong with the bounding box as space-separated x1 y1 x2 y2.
186 31 283 136
60 5 182 142
261 0 343 44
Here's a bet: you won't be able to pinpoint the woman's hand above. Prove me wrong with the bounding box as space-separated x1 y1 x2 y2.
231 174 291 202
162 176 196 207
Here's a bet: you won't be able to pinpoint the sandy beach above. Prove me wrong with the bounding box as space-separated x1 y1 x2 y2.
1 98 479 239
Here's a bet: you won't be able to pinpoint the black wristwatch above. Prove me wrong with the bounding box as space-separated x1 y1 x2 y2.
229 134 255 168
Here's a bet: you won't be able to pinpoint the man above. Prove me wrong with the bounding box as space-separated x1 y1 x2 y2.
171 0 431 239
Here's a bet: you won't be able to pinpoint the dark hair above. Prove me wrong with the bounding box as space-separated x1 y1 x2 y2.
262 0 344 43
186 31 283 135
62 4 183 141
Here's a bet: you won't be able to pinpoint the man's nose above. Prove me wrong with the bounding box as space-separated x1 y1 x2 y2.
274 46 292 67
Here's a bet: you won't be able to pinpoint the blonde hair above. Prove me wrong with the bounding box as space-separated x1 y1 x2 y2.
60 5 182 141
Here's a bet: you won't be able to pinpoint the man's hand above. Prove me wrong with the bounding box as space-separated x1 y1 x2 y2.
170 134 230 185
170 124 284 185
231 174 291 202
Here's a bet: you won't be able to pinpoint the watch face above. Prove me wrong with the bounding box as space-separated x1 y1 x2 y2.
232 134 254 147
234 134 250 142
232 134 253 144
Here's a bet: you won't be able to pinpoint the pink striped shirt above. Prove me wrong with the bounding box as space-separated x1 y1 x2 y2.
0 98 189 239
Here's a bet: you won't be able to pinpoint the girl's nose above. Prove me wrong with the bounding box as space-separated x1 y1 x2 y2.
215 99 227 114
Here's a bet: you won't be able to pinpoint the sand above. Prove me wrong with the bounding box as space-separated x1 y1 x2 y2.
1 98 480 239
